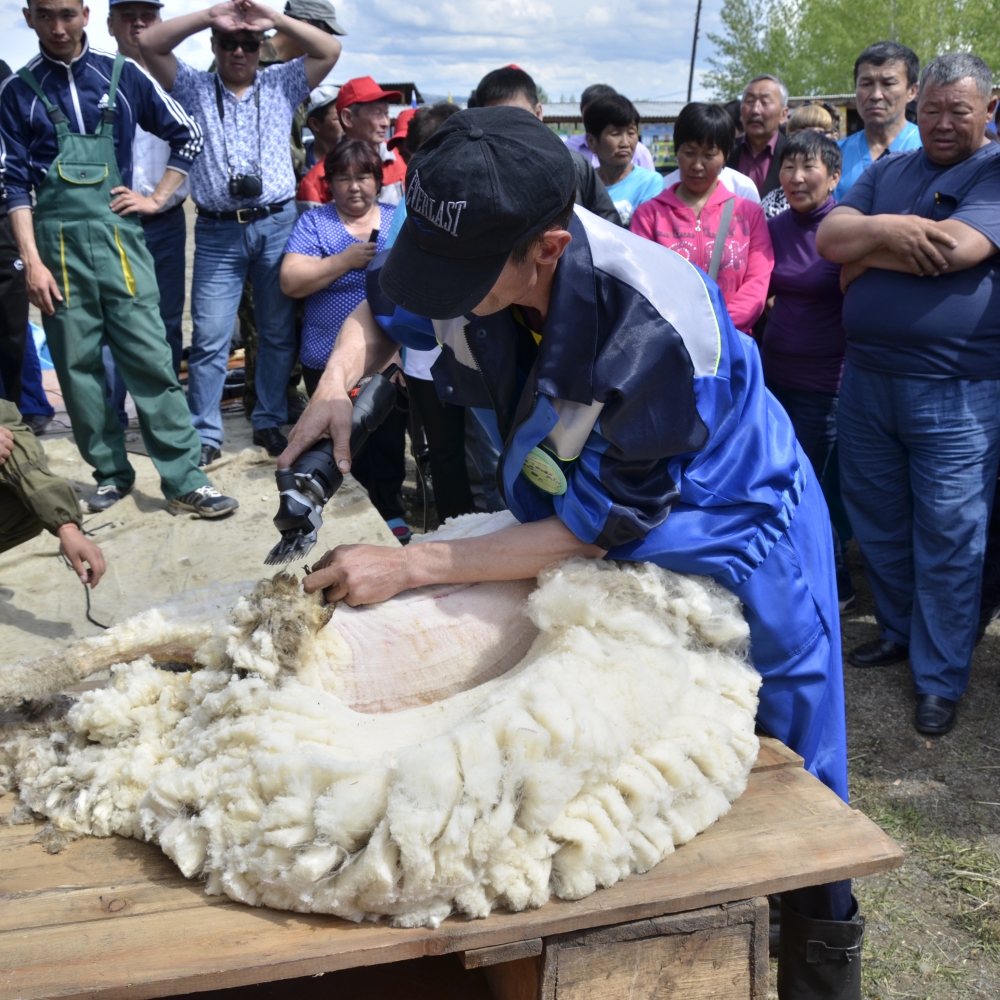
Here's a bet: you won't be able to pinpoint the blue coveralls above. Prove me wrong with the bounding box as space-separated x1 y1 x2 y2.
369 207 848 803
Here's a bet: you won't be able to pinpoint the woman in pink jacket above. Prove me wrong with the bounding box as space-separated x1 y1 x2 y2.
631 103 774 335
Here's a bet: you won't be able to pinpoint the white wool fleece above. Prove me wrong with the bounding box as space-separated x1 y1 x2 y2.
4 518 761 928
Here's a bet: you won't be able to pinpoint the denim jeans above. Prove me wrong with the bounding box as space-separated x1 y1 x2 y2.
102 205 188 427
188 202 297 448
18 330 54 419
143 205 187 374
838 361 1000 700
766 382 853 599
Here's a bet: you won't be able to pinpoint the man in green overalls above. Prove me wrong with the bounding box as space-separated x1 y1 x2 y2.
0 0 238 518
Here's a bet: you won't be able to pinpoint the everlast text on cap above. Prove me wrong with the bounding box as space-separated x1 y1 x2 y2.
379 106 576 320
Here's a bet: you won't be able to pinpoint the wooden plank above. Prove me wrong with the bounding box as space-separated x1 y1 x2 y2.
0 879 228 934
461 938 543 969
754 737 804 772
0 818 184 895
0 763 902 1000
749 897 770 1000
541 900 765 1000
484 956 542 1000
552 923 753 999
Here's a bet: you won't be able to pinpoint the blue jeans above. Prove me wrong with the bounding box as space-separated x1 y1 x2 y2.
102 205 188 426
766 382 853 599
838 362 1000 700
19 329 54 419
188 203 297 448
143 205 186 374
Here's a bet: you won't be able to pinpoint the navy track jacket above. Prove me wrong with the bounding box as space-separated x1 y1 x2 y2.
369 207 806 589
0 36 202 210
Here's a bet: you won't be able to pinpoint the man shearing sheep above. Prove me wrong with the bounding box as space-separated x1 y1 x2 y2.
280 107 861 999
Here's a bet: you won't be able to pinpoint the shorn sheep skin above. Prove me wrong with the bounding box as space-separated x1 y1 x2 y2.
0 513 761 928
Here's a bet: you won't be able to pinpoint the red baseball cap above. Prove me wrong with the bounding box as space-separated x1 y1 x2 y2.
336 77 403 113
387 107 418 151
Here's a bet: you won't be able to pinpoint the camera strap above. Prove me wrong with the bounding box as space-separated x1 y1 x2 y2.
215 73 262 182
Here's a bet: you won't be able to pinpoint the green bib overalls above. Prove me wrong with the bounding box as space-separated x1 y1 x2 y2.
17 56 207 499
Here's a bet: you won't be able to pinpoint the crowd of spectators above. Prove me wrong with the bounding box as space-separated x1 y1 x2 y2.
0 2 999 745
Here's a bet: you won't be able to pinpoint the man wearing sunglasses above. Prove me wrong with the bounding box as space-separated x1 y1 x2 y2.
139 1 340 463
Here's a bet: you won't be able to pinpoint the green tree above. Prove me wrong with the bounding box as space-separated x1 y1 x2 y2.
706 0 1000 99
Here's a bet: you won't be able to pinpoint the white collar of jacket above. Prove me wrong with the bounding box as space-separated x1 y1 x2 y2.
38 33 92 73
439 208 723 407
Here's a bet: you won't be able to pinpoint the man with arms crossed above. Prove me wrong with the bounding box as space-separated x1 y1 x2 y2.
817 54 1000 737
283 107 864 1000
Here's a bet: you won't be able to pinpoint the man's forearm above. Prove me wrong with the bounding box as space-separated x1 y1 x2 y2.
404 518 607 589
9 207 42 267
845 220 995 276
271 11 339 59
317 301 399 396
816 210 888 263
150 167 186 208
141 9 211 54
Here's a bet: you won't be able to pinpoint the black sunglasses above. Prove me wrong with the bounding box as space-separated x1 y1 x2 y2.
215 36 262 52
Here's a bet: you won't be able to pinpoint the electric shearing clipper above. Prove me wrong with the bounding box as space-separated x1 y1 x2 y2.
264 364 401 565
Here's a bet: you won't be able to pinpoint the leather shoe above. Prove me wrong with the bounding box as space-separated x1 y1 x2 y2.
847 638 908 668
253 427 288 457
915 694 957 736
199 445 222 467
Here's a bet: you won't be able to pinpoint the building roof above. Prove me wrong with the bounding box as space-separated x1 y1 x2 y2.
542 100 687 121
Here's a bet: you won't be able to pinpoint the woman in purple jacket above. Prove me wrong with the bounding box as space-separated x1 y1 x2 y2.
763 131 854 608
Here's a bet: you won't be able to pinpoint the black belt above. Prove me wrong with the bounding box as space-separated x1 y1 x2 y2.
195 200 290 223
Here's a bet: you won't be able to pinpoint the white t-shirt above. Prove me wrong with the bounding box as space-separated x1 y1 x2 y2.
660 166 760 205
131 62 191 212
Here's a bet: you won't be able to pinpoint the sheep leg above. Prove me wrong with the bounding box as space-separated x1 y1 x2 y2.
0 583 249 709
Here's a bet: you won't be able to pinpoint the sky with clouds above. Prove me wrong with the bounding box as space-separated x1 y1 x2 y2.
1 0 725 102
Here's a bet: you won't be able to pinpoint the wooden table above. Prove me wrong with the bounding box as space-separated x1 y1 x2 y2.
0 739 902 1000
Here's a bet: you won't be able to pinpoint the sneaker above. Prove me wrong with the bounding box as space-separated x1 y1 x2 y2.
252 427 289 457
199 445 222 467
838 593 857 614
87 483 132 512
168 485 239 519
386 517 412 544
23 413 53 435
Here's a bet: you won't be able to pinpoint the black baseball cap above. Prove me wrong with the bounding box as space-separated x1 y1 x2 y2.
379 106 576 319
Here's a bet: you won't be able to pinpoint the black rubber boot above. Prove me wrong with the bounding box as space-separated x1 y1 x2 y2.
777 896 864 999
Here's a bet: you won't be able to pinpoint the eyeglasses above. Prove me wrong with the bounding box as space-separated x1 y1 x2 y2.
215 36 262 52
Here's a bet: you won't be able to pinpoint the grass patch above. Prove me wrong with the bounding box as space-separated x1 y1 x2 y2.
850 777 1000 998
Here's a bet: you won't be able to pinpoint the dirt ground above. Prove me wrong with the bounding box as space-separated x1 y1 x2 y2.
834 543 1000 1000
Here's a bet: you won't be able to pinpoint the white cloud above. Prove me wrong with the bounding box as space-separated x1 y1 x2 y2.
0 0 725 102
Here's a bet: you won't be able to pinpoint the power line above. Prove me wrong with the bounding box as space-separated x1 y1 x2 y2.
687 0 704 103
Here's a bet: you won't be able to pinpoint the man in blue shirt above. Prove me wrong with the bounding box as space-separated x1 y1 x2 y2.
583 92 663 225
835 41 921 201
282 107 866 994
818 53 1000 738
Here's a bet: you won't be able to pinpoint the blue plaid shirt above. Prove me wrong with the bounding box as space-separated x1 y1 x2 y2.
171 57 308 212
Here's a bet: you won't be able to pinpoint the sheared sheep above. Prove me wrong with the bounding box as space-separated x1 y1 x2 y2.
0 512 761 928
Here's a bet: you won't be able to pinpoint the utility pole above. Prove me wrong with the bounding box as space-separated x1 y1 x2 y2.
687 0 703 103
